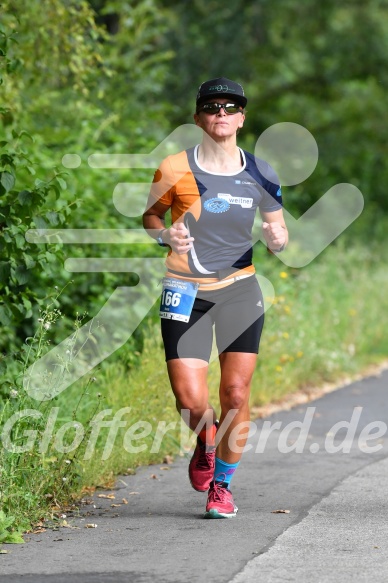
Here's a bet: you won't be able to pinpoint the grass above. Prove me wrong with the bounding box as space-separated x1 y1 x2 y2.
1 240 388 537
0 320 182 539
251 241 388 405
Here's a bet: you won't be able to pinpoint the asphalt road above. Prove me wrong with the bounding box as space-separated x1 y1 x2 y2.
1 369 387 583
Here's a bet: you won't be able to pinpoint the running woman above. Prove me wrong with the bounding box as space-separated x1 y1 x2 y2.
143 77 288 518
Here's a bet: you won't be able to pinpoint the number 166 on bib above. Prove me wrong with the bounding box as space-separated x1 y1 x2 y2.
159 277 199 322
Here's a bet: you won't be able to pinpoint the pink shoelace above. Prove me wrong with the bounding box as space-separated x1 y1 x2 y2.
196 444 216 470
208 481 230 504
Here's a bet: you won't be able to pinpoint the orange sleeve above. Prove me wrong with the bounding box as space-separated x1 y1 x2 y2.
148 156 176 208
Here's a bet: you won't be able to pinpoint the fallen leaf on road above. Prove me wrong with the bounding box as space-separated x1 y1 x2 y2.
97 494 115 499
122 498 128 504
163 455 174 464
271 509 290 514
85 523 98 528
0 550 9 554
111 504 121 508
128 492 139 496
160 466 171 470
81 486 96 495
150 474 158 479
32 528 46 534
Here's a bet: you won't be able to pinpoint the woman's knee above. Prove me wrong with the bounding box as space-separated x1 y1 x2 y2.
167 359 209 414
220 383 250 411
173 384 208 416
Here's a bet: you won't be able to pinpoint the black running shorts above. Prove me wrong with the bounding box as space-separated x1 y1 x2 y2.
161 276 265 362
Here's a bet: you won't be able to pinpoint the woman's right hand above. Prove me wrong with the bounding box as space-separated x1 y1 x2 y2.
164 222 194 255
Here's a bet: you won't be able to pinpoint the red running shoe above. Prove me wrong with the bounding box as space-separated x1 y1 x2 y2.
188 438 216 492
204 481 238 518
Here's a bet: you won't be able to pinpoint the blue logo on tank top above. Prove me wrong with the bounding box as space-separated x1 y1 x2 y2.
203 198 230 213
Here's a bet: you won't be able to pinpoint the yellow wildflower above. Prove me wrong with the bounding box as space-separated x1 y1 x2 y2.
280 272 288 279
296 351 304 358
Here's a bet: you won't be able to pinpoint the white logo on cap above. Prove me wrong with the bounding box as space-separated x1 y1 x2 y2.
209 84 235 93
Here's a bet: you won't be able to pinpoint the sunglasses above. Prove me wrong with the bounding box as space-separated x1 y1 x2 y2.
197 102 243 115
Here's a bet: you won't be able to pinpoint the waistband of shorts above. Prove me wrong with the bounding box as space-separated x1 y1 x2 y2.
166 266 254 281
165 270 255 291
197 273 254 289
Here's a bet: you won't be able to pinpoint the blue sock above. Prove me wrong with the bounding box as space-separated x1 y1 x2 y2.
214 457 240 489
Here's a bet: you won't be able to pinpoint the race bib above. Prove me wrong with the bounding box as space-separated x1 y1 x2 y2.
159 277 199 322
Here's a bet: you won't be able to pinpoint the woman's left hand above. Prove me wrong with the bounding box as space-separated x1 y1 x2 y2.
262 221 287 252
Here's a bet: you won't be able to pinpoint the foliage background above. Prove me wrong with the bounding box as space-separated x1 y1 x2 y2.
2 0 388 359
1 0 388 527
